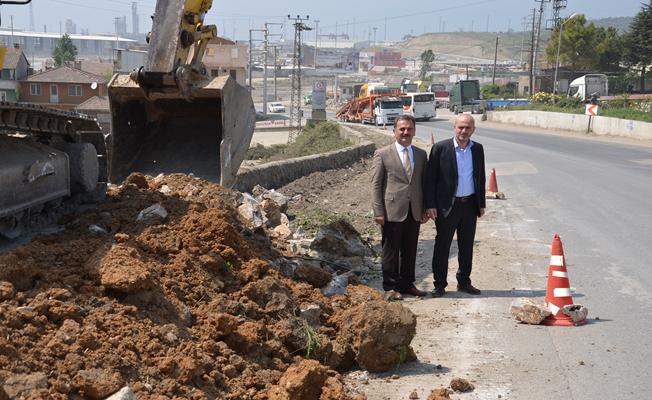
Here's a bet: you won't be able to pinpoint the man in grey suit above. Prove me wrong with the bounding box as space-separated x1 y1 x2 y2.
372 115 428 301
425 114 486 298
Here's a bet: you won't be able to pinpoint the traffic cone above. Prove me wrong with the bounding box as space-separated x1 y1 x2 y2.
543 234 584 326
431 133 435 144
487 168 499 193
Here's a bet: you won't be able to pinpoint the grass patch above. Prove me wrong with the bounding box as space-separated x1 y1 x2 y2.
290 208 342 235
600 108 652 123
504 100 652 123
246 121 352 162
303 323 321 358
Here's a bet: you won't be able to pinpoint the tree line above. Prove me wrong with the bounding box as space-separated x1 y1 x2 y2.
545 1 652 92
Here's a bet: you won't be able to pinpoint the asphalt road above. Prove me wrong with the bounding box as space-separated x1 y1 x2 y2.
415 115 652 399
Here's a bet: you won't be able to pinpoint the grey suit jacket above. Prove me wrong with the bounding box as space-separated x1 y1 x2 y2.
371 143 427 222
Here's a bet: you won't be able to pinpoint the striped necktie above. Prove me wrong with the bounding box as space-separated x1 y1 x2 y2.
403 147 412 180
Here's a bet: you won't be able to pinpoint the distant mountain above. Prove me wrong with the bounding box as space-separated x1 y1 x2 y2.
393 32 546 63
590 17 634 33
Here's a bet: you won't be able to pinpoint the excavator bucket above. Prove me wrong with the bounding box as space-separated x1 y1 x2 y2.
107 73 255 187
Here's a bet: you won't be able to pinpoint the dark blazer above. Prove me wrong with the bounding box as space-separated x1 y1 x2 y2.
424 138 486 218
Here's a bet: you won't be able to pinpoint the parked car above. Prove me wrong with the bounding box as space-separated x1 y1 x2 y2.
268 102 285 113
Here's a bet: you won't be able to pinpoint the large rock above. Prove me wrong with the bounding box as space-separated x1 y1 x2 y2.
74 368 124 400
2 372 47 399
294 262 332 288
88 244 155 294
253 186 290 213
336 300 416 372
310 220 370 259
264 359 359 400
136 203 168 224
238 193 264 228
510 297 552 325
561 304 588 324
104 386 136 400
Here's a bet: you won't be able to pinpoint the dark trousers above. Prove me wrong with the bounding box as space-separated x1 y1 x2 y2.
381 208 420 292
432 198 478 289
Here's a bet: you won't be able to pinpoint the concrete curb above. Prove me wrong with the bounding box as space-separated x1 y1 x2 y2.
234 134 375 193
487 110 652 141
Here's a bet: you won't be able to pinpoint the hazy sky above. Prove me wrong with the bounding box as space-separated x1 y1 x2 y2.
0 0 646 41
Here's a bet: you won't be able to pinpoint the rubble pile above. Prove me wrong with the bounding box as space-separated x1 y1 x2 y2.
0 173 415 399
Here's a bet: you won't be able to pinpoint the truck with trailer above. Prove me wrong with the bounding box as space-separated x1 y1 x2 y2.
336 94 404 126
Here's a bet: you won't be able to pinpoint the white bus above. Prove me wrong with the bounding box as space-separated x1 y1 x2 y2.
400 93 436 121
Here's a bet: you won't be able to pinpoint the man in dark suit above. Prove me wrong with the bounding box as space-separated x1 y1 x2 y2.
372 115 428 301
425 114 486 298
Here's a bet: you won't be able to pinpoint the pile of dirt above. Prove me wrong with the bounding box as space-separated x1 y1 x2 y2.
0 173 415 399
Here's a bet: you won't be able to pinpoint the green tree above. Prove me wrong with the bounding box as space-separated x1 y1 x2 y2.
545 15 598 77
595 27 623 72
52 34 77 67
419 49 435 80
622 1 652 91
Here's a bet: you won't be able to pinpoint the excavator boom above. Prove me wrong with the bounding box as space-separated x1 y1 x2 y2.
108 0 255 187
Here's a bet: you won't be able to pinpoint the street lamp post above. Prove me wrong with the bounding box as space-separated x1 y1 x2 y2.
553 13 578 101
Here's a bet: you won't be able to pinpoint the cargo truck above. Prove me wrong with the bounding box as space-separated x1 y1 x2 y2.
568 74 608 101
448 80 481 114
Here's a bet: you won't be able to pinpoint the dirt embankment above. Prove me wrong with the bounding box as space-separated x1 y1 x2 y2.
0 172 421 400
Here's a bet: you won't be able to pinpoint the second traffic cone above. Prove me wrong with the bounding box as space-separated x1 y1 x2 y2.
543 234 584 326
487 168 499 193
431 133 435 144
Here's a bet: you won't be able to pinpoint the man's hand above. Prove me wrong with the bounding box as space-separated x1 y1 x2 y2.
420 212 429 224
479 208 485 218
374 216 385 226
426 208 437 220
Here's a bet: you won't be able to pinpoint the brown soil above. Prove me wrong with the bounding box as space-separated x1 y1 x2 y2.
0 173 392 400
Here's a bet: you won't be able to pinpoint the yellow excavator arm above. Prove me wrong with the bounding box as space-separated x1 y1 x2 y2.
108 0 255 187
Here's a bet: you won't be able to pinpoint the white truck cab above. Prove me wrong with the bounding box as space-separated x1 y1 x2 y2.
568 74 608 101
372 97 404 126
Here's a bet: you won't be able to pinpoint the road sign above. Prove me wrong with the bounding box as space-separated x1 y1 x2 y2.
312 80 326 110
585 104 598 116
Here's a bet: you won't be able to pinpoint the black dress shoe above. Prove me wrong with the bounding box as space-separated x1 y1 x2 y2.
457 283 481 295
431 287 445 298
401 286 427 297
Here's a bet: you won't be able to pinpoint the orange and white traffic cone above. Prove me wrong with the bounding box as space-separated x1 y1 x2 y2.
544 234 584 326
486 168 505 199
431 133 435 145
487 168 499 193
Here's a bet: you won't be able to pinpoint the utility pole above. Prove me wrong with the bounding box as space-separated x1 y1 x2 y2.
262 26 269 115
314 19 320 68
372 26 378 61
492 36 498 85
384 17 387 41
288 15 311 142
466 64 469 80
529 8 536 96
248 30 253 90
273 45 279 101
262 22 283 115
248 28 267 93
550 0 567 28
532 0 549 94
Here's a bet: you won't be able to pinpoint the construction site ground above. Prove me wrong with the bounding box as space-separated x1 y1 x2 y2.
276 123 524 400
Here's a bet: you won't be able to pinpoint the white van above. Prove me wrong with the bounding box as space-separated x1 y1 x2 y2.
400 93 436 121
